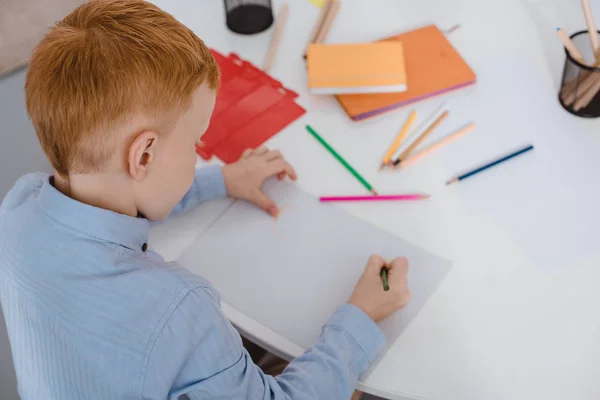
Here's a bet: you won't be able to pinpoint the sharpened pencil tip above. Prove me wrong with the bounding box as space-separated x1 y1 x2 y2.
421 194 431 199
370 189 378 195
445 178 458 185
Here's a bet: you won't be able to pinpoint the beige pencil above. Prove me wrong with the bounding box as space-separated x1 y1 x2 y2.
561 68 600 105
395 102 447 154
303 0 333 57
393 111 449 164
574 74 600 110
395 123 476 169
557 28 586 65
263 3 289 72
582 0 600 57
379 110 417 170
314 0 340 44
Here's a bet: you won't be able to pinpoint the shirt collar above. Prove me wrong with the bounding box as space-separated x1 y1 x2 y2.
38 176 149 252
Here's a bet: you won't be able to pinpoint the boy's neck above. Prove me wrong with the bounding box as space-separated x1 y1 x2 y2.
53 171 138 217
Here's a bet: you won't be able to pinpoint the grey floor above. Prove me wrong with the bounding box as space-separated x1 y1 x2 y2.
0 69 387 400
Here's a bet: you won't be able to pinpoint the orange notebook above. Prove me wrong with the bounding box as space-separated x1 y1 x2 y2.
337 25 476 120
306 42 407 95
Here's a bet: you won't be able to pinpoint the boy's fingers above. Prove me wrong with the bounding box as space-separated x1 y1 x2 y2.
389 257 408 273
241 148 254 159
388 258 409 283
251 190 278 216
253 146 269 156
366 255 386 273
267 159 297 181
263 149 282 161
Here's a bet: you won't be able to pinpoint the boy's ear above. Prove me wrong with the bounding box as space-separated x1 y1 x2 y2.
128 131 159 181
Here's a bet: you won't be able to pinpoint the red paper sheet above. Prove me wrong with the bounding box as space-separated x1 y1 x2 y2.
197 51 305 163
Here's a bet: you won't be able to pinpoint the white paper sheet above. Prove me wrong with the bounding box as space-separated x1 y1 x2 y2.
177 180 452 375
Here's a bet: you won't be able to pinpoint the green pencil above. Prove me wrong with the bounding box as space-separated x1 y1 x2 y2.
306 125 377 195
380 267 389 291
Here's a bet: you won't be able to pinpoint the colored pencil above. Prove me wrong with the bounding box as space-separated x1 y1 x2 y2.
557 28 586 65
574 74 600 110
314 0 340 44
393 111 449 165
319 194 430 202
380 110 417 170
303 0 333 58
263 3 289 72
306 125 377 194
443 24 461 35
560 61 600 105
395 122 476 169
380 267 389 291
395 103 447 154
446 144 534 185
582 0 600 58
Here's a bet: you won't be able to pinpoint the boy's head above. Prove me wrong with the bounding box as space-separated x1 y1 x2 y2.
25 0 220 220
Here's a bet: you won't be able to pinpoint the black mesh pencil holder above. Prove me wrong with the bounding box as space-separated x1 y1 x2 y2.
559 30 600 118
224 0 274 35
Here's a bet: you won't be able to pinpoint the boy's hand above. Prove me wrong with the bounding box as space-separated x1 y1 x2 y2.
223 147 297 216
349 255 410 323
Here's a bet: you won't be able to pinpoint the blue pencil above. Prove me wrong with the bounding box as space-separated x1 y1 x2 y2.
446 144 535 185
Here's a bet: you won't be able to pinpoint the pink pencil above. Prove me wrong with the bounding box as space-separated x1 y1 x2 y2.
319 194 430 202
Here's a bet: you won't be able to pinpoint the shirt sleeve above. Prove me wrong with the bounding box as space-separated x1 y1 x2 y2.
169 166 228 216
142 286 386 400
0 173 47 216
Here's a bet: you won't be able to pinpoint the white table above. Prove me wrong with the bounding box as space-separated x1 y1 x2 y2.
148 1 600 399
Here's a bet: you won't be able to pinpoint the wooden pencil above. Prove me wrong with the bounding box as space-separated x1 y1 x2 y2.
314 0 340 44
306 125 377 195
557 28 586 65
393 111 449 165
380 267 389 291
263 3 289 72
303 0 333 58
446 144 534 185
397 102 447 149
582 0 600 58
574 74 600 109
320 194 430 202
380 110 417 170
561 64 600 105
395 122 476 169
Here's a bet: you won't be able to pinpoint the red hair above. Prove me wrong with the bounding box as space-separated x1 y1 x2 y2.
25 0 220 176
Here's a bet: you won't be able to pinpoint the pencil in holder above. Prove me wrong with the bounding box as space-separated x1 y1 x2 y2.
224 0 274 35
559 30 600 118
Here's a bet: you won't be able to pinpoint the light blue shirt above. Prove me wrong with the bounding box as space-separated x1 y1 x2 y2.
0 167 385 400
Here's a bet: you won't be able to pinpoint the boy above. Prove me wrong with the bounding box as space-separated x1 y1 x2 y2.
0 1 411 399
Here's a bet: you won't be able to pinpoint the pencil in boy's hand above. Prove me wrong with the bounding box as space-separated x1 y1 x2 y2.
446 144 534 185
306 125 377 194
380 266 389 291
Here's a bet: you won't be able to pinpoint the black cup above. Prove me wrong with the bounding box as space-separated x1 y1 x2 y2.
224 0 274 35
558 30 600 118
